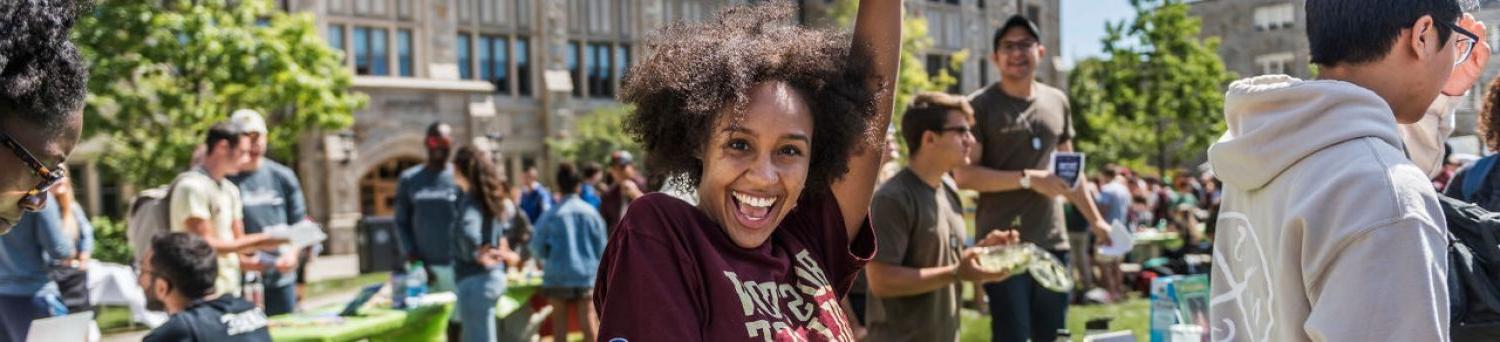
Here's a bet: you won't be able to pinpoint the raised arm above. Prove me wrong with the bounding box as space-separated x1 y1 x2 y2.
832 0 902 240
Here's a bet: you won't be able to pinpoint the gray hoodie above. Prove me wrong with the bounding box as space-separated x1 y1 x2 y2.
1207 75 1449 341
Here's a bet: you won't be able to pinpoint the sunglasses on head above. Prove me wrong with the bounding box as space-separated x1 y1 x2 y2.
0 129 65 212
426 137 451 150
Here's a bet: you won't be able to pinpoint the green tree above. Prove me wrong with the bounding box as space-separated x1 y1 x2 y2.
74 0 365 186
88 217 133 265
548 105 645 169
1068 0 1234 174
829 0 962 150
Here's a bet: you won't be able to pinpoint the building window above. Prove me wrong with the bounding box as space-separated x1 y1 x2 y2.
977 0 985 8
980 60 989 87
352 27 389 76
371 29 388 75
480 35 510 93
587 42 615 98
477 35 490 81
517 38 532 96
353 27 370 75
397 29 413 77
1254 4 1295 31
568 42 581 97
588 0 612 34
518 0 533 27
457 34 473 79
327 25 345 52
926 54 960 93
618 0 635 36
616 44 631 82
1256 52 1295 75
666 0 705 22
1027 4 1040 21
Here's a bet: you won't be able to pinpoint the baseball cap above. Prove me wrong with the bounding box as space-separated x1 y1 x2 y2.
610 151 635 167
997 15 1043 44
230 109 268 135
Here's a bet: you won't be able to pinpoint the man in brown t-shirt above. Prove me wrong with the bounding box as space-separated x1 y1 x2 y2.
600 151 645 234
866 93 1016 342
953 15 1112 342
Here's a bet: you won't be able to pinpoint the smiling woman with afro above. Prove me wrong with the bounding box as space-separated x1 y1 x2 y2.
592 0 902 340
0 0 91 340
0 0 89 233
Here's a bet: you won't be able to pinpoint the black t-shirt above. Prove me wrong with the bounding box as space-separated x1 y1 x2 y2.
144 296 271 342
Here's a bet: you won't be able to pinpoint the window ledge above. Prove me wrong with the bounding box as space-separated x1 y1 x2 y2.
352 76 497 93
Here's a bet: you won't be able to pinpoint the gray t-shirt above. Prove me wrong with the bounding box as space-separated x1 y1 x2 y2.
865 169 967 342
228 159 307 286
968 82 1075 251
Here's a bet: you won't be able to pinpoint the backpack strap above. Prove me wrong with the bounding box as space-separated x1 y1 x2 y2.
1463 155 1499 201
159 172 193 229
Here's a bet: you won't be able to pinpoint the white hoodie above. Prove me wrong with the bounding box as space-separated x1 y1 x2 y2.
1207 75 1449 342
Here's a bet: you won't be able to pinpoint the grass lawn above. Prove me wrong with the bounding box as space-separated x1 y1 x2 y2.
959 298 1152 342
96 305 137 334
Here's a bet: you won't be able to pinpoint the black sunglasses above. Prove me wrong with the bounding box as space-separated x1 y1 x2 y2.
939 125 973 135
1440 21 1480 66
0 129 65 212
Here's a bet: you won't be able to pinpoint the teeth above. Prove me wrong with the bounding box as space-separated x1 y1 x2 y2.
732 191 777 208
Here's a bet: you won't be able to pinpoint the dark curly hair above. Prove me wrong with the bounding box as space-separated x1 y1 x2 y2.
620 0 874 196
0 0 90 133
1483 76 1500 152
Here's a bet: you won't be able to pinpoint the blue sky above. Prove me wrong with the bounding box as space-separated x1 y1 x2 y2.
1059 0 1139 68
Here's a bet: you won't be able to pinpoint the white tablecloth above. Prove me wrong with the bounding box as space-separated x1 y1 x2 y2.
84 261 166 327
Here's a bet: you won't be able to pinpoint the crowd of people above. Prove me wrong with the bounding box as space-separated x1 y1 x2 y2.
5 0 1500 341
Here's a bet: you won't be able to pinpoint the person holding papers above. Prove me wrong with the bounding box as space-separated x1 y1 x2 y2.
227 109 310 316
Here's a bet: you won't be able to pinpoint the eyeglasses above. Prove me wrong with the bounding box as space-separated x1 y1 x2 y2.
1441 21 1479 66
939 125 973 136
0 129 65 212
998 40 1038 54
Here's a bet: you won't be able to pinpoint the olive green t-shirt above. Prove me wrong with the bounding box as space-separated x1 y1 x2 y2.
967 82 1075 251
865 169 967 342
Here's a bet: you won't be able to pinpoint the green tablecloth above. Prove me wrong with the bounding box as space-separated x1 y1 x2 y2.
269 297 454 342
497 277 542 318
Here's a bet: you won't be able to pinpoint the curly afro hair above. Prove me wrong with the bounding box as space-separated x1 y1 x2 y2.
0 0 90 133
620 0 875 196
1483 76 1500 152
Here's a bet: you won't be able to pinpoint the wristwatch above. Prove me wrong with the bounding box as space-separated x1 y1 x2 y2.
1019 174 1032 190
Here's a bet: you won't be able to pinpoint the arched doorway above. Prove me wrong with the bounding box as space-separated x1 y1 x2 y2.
359 157 423 216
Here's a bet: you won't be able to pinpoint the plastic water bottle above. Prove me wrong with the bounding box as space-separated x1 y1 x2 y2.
390 270 407 309
404 261 428 308
244 271 264 309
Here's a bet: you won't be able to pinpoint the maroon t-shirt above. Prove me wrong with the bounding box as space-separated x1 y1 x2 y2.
594 190 876 341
